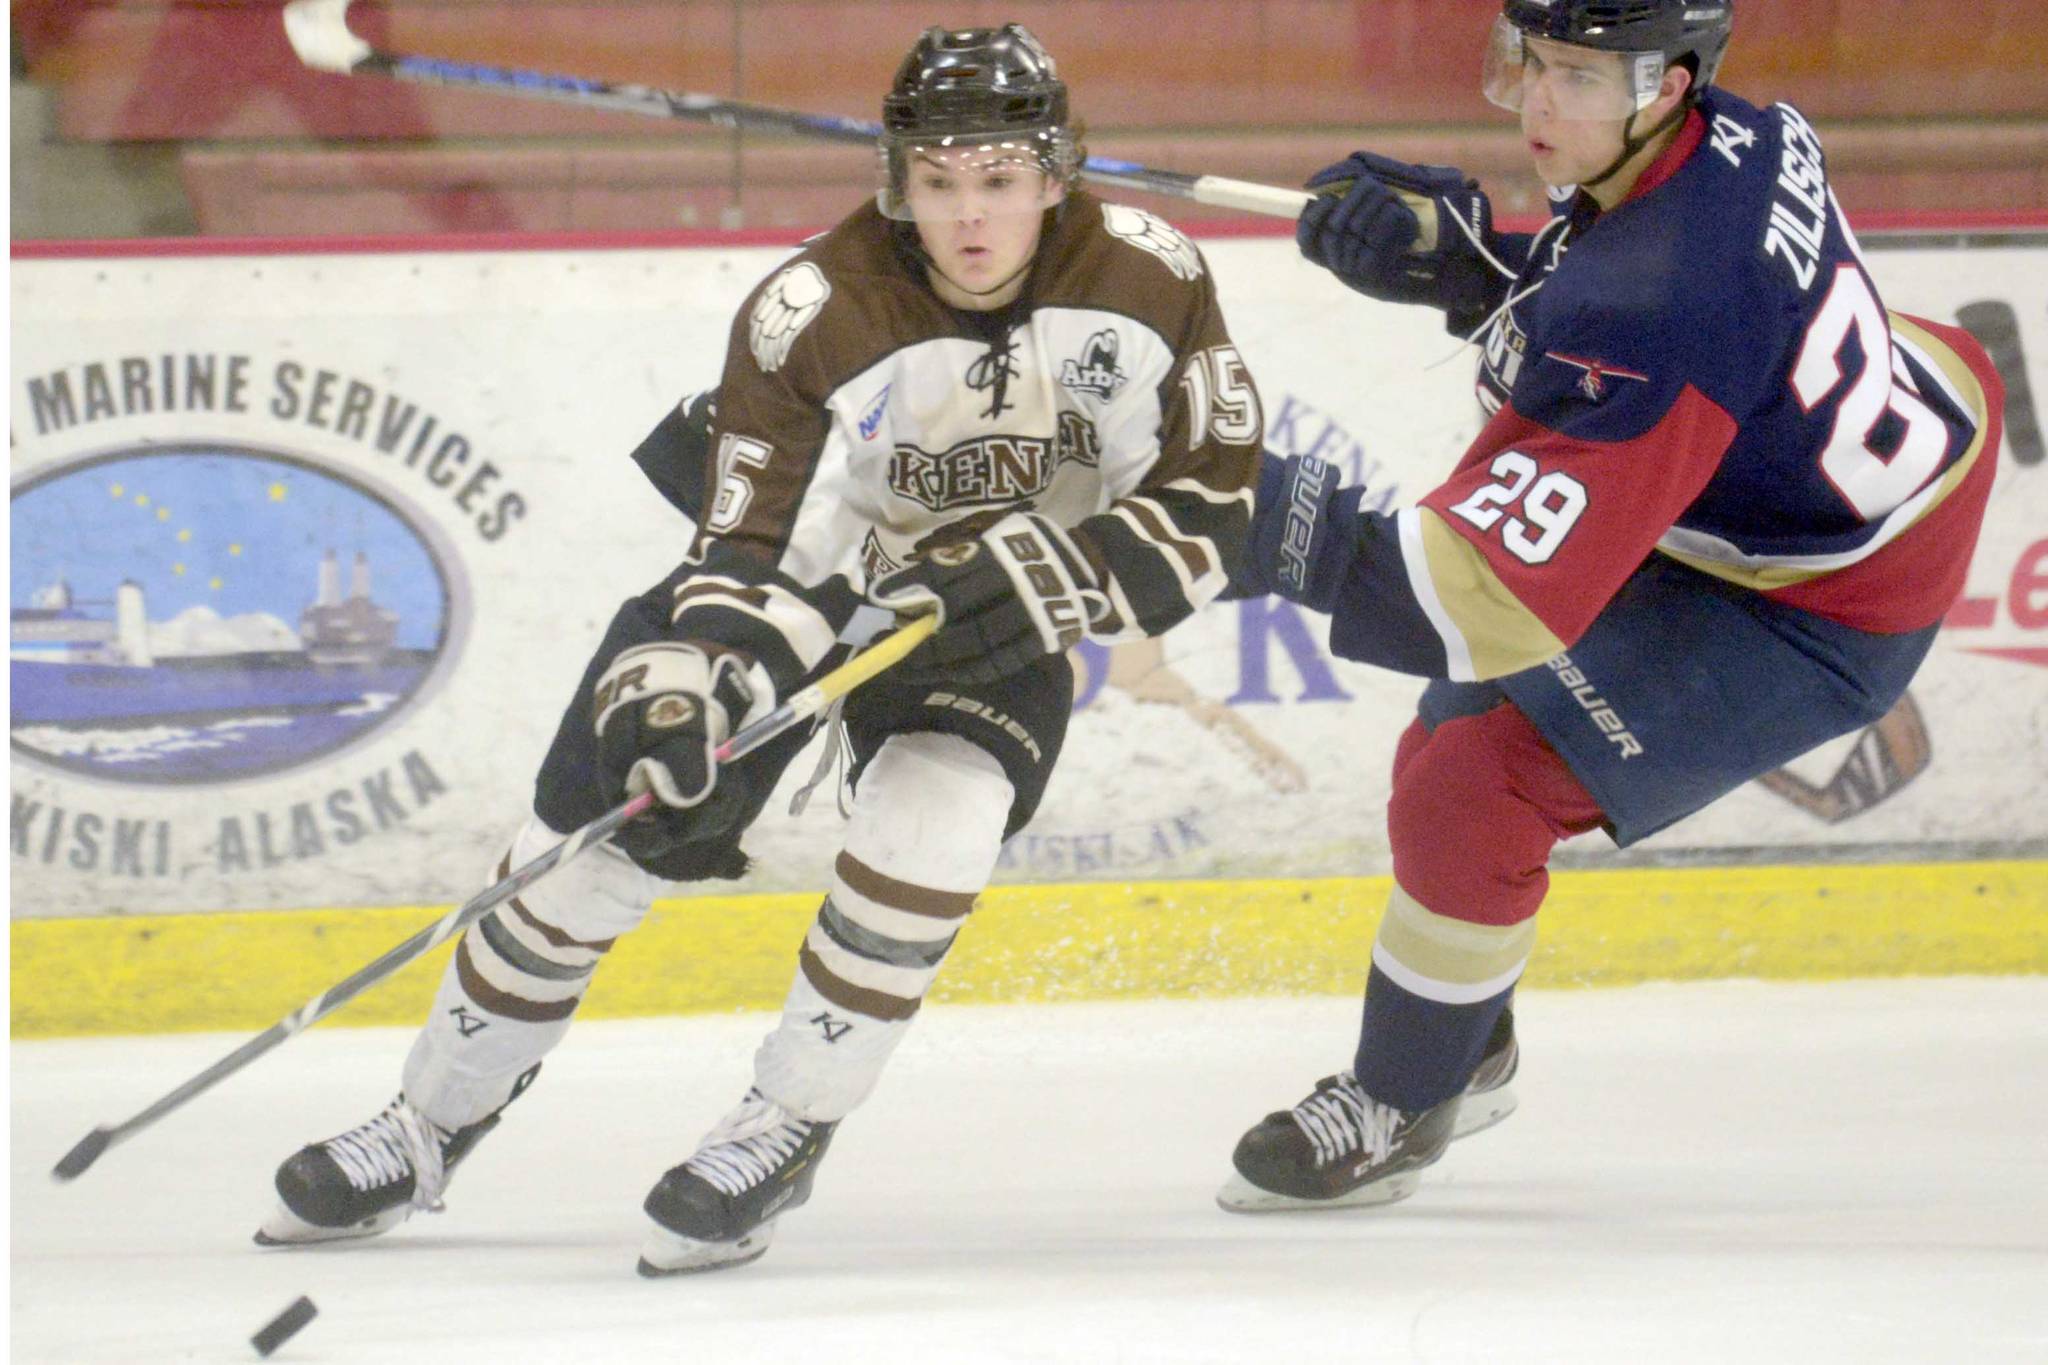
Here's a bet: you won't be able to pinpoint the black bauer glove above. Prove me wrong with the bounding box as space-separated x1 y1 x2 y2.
591 641 771 856
868 510 1107 685
1297 151 1498 311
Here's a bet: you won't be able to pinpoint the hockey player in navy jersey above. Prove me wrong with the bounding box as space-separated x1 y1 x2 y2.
1220 0 2004 1212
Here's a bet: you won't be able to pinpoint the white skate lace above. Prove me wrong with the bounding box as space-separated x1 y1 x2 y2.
325 1099 452 1212
682 1090 813 1198
1292 1073 1401 1169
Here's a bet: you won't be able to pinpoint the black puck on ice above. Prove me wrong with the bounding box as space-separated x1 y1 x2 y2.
251 1296 318 1358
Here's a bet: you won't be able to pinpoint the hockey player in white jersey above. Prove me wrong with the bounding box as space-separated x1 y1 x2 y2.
255 24 1261 1275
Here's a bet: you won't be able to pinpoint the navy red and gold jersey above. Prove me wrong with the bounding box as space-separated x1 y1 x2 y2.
1328 86 2000 681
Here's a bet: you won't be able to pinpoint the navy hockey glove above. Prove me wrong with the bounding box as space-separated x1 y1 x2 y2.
1298 152 1501 313
869 511 1108 685
1239 453 1348 612
592 641 772 852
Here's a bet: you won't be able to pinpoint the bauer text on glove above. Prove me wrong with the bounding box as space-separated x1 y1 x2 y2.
1240 452 1366 615
867 511 1109 684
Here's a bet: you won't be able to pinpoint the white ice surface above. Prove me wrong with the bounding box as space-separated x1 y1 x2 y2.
12 979 2048 1364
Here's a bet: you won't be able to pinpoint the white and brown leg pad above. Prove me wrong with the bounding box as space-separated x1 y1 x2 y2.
403 813 655 1130
753 732 1013 1122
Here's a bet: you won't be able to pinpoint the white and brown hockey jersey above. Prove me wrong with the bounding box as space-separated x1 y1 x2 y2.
673 192 1261 687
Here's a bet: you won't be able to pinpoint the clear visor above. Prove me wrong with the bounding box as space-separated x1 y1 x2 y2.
1481 16 1667 121
878 140 1061 223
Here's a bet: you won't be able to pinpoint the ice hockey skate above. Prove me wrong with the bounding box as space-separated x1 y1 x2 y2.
255 1067 536 1246
1216 1010 1519 1213
637 1088 838 1276
1450 1005 1520 1139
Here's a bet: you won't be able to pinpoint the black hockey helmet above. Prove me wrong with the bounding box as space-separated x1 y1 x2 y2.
1485 0 1731 189
877 25 1081 220
1498 0 1733 94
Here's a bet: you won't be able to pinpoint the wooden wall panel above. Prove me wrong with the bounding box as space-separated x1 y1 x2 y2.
30 0 2046 142
17 0 2048 232
176 119 2048 237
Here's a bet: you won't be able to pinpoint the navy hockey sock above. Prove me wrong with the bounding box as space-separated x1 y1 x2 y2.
1352 964 1513 1113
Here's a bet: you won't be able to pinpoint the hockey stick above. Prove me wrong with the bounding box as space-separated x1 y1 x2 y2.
1957 300 2042 467
1753 691 1933 823
279 0 1313 220
50 614 936 1182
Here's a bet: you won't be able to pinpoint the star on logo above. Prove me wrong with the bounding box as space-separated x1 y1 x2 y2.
1545 350 1648 402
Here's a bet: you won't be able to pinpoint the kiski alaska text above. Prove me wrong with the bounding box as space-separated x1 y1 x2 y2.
11 749 449 878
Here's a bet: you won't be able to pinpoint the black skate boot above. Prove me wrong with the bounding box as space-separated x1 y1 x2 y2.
1217 1072 1461 1214
637 1088 838 1276
1455 1006 1520 1140
1217 1010 1523 1214
254 1065 537 1246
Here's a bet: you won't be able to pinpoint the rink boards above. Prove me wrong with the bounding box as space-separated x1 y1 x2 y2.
13 860 2046 1035
11 222 2048 1034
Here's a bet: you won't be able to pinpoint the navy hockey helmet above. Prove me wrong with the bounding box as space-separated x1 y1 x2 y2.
1497 0 1733 98
877 25 1081 221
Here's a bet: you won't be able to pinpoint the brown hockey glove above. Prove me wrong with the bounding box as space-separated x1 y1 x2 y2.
592 641 772 852
868 511 1107 685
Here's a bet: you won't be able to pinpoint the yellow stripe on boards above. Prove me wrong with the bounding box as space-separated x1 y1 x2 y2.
11 861 2046 1037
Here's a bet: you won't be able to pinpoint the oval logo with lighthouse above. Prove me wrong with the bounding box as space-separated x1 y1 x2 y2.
9 444 467 785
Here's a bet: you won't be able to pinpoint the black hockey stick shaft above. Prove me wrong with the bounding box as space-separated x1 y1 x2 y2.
1956 300 2043 467
50 615 936 1182
279 0 1312 219
50 792 651 1182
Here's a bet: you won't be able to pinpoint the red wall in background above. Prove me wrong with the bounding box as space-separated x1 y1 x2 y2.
15 0 2048 236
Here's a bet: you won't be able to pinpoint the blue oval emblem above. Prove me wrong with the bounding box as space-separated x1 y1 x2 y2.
10 444 466 784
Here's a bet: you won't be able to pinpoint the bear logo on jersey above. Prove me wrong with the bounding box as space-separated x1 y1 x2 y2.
749 262 832 373
1102 205 1203 281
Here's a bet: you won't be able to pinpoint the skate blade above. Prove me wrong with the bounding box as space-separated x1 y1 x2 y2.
1451 1086 1517 1141
636 1220 775 1277
1214 1169 1421 1214
254 1200 410 1247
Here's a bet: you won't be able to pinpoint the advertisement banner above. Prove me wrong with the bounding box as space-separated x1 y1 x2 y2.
11 231 2046 917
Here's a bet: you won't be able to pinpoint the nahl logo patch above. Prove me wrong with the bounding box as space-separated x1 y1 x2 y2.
1545 350 1648 403
858 385 890 441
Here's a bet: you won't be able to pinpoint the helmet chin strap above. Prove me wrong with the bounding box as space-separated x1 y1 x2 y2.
1579 98 1690 192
